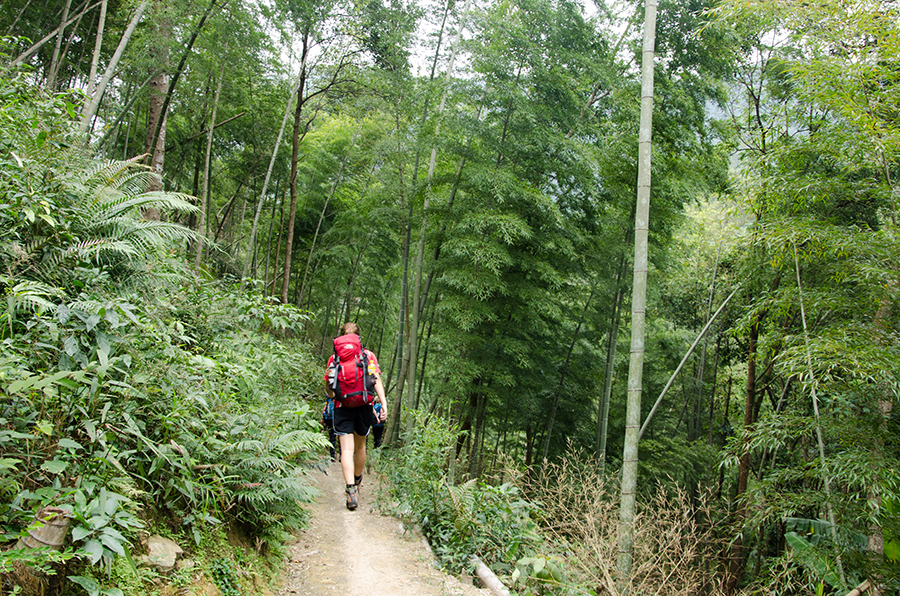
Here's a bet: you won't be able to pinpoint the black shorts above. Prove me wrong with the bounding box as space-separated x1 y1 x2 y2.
333 405 376 436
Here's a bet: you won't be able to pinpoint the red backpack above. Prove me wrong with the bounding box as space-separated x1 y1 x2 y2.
327 334 377 408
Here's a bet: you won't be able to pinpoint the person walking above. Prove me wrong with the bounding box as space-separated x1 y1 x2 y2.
371 401 385 449
325 322 388 510
320 396 338 461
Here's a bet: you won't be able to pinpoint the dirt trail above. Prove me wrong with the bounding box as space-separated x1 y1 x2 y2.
278 460 490 596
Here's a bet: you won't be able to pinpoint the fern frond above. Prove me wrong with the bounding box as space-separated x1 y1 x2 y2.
13 292 56 314
73 159 132 188
67 299 106 315
88 192 197 223
73 156 152 197
230 439 265 453
269 430 329 457
119 220 200 243
136 191 200 212
231 456 290 472
62 238 139 263
6 280 62 313
448 478 478 520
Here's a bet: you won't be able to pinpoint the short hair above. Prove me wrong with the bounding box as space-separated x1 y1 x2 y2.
340 322 360 336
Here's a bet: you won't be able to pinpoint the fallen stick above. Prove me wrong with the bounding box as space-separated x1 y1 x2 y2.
845 580 871 596
471 556 511 596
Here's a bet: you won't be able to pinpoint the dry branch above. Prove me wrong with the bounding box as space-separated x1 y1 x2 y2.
471 556 511 596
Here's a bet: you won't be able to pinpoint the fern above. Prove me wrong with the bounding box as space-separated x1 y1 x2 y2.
0 278 63 337
230 439 265 452
448 478 479 524
3 146 200 296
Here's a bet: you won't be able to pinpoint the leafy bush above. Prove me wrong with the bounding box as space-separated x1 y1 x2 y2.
0 52 327 594
379 413 545 580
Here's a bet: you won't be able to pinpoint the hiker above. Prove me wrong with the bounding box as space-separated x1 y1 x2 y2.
325 322 388 510
320 396 338 461
372 401 385 449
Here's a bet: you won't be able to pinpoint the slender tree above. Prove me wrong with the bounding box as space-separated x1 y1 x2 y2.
80 0 149 131
194 42 227 272
617 0 658 589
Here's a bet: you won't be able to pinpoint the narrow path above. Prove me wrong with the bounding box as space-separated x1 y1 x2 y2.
278 460 490 596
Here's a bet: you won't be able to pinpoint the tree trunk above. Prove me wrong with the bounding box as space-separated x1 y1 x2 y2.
143 0 171 195
725 272 779 594
145 0 220 192
281 27 312 304
726 314 759 594
242 81 297 281
80 0 148 131
616 0 658 589
707 334 721 446
466 386 488 478
269 187 286 297
214 155 260 245
404 0 474 440
693 245 722 440
386 146 410 448
541 280 598 461
262 180 280 291
13 0 101 67
298 139 356 307
84 0 107 100
597 257 626 467
470 389 489 477
639 288 739 441
416 299 437 407
193 46 227 272
336 231 374 326
794 246 846 588
46 0 73 89
6 0 35 36
57 0 90 89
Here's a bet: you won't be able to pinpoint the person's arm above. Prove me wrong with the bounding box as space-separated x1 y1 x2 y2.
374 374 387 422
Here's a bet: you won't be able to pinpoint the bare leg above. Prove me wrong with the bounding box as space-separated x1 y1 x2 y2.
339 433 356 485
354 432 367 477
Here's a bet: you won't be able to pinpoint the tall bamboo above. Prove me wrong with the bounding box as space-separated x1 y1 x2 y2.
616 0 657 589
194 45 227 272
84 0 107 100
242 78 298 280
404 0 473 439
81 0 150 131
46 0 73 89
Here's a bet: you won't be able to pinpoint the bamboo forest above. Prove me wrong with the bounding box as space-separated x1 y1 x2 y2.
1 0 898 593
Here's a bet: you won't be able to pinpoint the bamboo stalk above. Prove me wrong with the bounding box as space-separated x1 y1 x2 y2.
845 580 871 596
470 556 511 596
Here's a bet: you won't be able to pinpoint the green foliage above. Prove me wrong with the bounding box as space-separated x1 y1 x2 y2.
0 55 328 590
69 484 143 569
511 555 566 596
784 517 867 589
380 412 544 577
707 0 900 590
0 544 76 575
208 557 241 596
68 575 124 596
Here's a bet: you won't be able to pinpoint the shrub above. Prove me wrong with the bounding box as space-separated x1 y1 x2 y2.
379 413 545 578
524 449 727 596
0 52 327 593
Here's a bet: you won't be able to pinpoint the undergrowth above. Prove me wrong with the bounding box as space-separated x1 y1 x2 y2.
0 54 327 596
379 413 730 596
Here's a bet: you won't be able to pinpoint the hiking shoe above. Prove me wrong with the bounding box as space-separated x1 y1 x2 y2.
354 474 363 487
345 485 358 510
